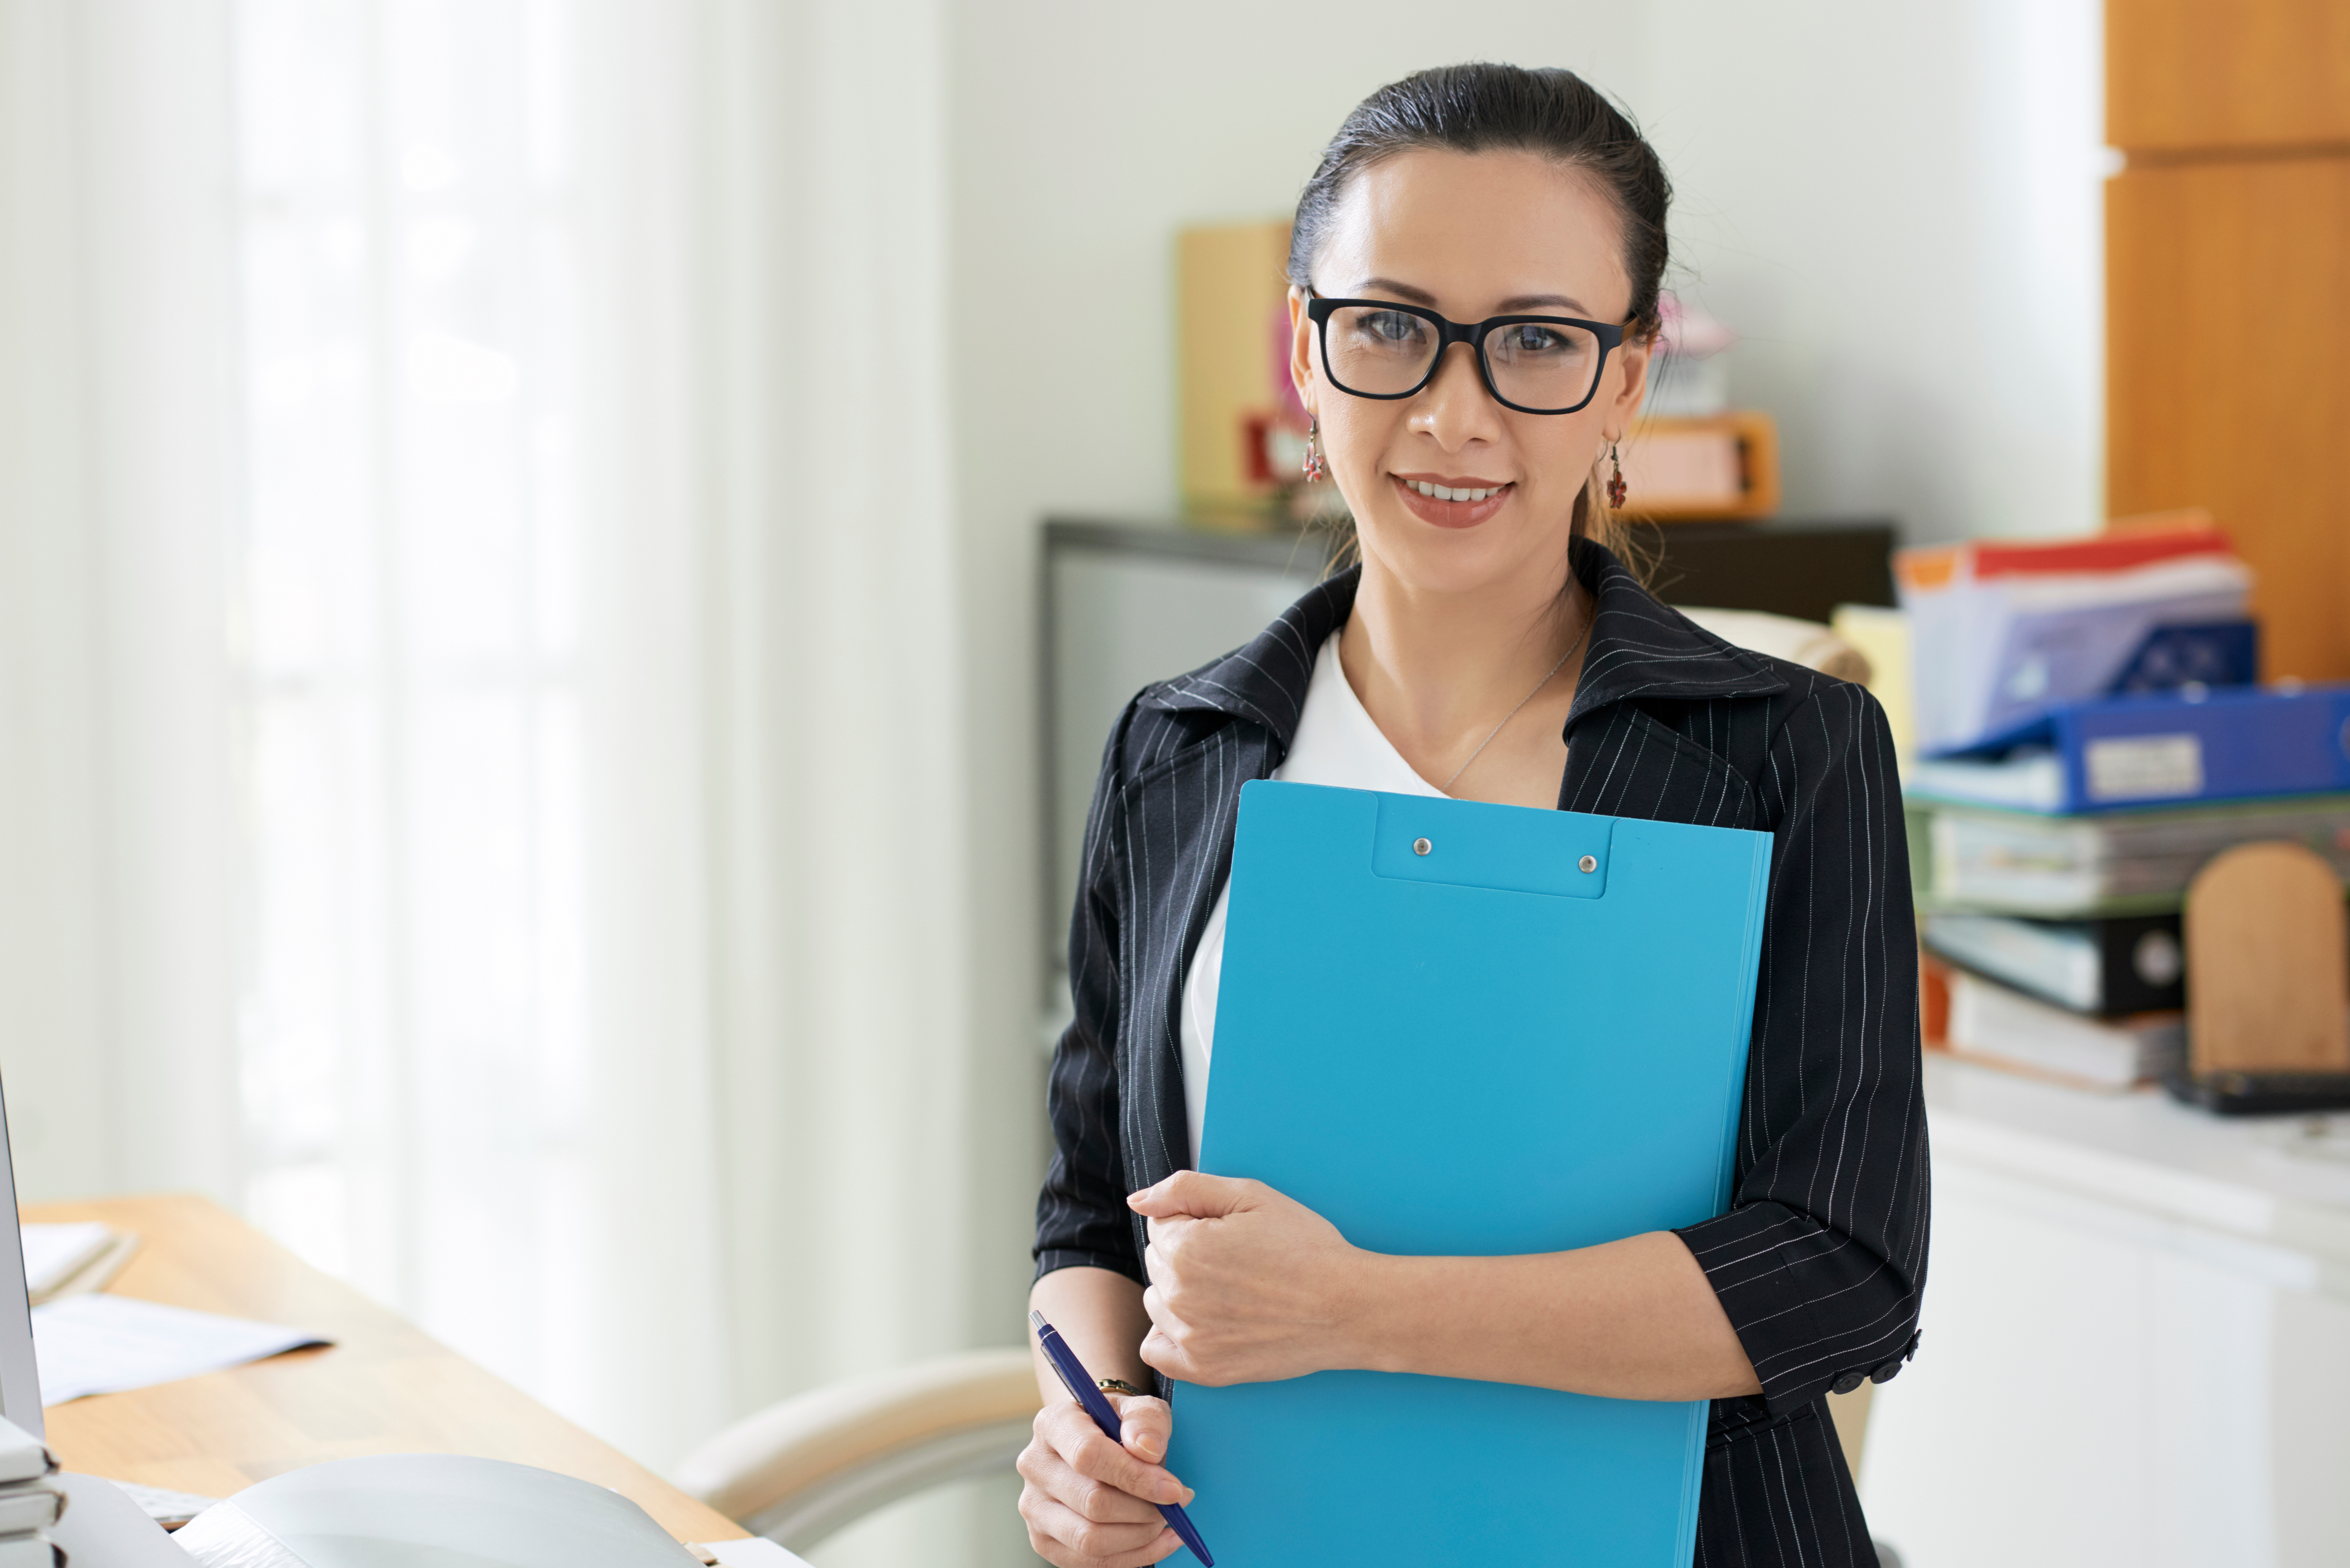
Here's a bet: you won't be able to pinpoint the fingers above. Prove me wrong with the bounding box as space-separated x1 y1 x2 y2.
1140 1321 1213 1384
1018 1401 1191 1568
1019 1487 1181 1568
1127 1169 1256 1219
1136 1290 1201 1383
1032 1400 1194 1509
1112 1392 1173 1465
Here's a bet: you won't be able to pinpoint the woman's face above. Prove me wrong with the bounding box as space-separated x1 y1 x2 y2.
1290 147 1651 598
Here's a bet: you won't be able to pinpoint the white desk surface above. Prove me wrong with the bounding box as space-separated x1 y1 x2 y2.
1924 1053 2350 1281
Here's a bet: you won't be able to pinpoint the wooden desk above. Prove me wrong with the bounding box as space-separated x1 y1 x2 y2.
25 1194 744 1544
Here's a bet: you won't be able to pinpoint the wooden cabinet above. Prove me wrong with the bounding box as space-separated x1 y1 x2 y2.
2106 0 2350 682
2108 0 2350 152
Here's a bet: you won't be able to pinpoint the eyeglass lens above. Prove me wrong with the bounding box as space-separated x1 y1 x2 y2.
1322 305 1603 412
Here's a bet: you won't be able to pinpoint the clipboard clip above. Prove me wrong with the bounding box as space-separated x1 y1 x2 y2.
1370 796 1614 900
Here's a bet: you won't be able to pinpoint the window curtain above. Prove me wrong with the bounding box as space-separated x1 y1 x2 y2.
0 0 975 1514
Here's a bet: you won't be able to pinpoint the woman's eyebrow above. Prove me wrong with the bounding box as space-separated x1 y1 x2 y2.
1352 276 1440 305
1353 278 1592 315
1496 292 1589 313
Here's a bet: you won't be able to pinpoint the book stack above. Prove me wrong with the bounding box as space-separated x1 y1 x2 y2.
0 1417 64 1566
1896 522 2350 1091
1896 516 2254 757
1907 687 2350 1088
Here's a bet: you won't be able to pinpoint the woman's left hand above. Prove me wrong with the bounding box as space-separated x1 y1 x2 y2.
1127 1172 1375 1386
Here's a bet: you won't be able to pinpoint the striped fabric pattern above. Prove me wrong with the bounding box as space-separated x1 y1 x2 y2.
1036 539 1928 1564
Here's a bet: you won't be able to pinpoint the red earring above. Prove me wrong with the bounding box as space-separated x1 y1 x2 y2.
1606 443 1627 508
1302 417 1329 484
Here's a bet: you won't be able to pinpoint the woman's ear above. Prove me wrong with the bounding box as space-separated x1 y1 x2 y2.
1606 330 1656 437
1288 287 1316 410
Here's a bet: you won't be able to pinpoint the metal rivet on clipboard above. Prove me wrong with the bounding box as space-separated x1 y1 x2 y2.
1579 855 1598 873
1412 838 1432 856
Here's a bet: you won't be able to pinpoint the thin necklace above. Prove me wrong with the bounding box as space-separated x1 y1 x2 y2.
1442 615 1592 793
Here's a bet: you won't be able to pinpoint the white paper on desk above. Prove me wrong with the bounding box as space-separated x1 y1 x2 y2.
31 1294 330 1405
19 1222 115 1298
699 1542 812 1567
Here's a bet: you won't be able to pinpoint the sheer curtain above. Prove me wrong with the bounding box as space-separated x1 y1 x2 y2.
0 0 975 1507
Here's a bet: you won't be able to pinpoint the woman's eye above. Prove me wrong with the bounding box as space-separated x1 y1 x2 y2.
1509 325 1565 353
1366 311 1422 343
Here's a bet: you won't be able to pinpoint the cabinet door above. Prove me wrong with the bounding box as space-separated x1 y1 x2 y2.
1861 1157 2350 1568
2109 0 2350 152
2107 157 2350 682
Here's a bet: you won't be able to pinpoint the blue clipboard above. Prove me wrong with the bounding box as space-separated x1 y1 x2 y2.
1166 780 1772 1566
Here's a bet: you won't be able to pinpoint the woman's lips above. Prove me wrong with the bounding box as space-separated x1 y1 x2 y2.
1391 474 1514 529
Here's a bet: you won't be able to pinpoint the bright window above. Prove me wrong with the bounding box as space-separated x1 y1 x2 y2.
231 0 589 1387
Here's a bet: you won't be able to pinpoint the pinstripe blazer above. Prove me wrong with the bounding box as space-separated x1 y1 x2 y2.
1035 538 1928 1565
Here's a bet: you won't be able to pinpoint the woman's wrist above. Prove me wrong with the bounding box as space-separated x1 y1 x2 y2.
1331 1248 1431 1376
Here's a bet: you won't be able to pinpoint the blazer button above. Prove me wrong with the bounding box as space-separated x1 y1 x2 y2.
1830 1371 1865 1396
1870 1360 1904 1384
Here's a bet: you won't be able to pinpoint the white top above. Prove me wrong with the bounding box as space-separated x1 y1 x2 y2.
1179 631 1445 1167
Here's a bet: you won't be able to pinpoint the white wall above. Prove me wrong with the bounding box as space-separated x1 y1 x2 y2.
1647 0 2106 545
944 0 2107 1370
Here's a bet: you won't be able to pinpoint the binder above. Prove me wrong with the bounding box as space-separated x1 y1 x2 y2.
1166 781 1772 1567
1904 792 2350 915
1923 910 2186 1016
1908 683 2350 815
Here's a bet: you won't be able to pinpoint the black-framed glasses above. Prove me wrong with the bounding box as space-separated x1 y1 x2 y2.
1305 290 1627 416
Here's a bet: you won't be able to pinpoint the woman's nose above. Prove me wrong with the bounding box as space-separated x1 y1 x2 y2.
1412 341 1502 444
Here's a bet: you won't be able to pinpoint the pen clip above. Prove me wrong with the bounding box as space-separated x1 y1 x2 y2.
1029 1311 1084 1401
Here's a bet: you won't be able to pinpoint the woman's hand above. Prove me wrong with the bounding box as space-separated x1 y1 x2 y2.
1129 1171 1376 1386
1016 1390 1191 1568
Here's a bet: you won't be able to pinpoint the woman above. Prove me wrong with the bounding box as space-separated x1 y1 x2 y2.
1023 63 1926 1567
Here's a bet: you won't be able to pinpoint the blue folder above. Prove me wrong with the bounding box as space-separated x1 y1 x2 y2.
1165 780 1772 1567
1915 682 2350 814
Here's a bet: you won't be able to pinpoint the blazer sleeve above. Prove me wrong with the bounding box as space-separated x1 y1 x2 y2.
1033 710 1146 1285
1673 681 1929 1415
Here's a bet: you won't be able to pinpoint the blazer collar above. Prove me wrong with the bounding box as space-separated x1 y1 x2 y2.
1137 570 1355 745
1563 537 1789 725
1138 536 1785 748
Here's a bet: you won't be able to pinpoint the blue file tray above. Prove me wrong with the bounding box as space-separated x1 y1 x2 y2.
1167 780 1772 1567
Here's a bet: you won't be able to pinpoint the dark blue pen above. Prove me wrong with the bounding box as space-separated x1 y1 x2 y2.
1029 1309 1214 1565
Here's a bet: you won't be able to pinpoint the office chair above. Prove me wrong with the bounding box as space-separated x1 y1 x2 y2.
675 1348 1041 1552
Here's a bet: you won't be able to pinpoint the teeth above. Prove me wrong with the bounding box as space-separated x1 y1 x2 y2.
1412 481 1500 502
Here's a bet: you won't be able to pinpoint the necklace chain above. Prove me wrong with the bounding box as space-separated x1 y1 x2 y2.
1441 616 1591 793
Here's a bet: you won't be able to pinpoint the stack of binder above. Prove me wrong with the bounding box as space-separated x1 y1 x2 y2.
1908 681 2350 1089
1894 518 2253 756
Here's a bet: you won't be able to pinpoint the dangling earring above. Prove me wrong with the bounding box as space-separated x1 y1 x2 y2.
1606 442 1627 509
1301 416 1329 484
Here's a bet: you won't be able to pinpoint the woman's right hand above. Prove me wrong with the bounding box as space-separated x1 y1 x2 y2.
1016 1391 1193 1567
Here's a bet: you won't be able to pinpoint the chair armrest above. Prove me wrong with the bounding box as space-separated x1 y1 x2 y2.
675 1347 1042 1529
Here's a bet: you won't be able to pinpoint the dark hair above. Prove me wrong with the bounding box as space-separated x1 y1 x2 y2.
1288 64 1672 566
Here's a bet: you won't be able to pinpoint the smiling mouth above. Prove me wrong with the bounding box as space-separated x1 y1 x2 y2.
1402 479 1510 502
1388 473 1516 530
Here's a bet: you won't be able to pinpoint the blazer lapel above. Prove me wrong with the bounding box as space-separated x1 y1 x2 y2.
1113 570 1355 1196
